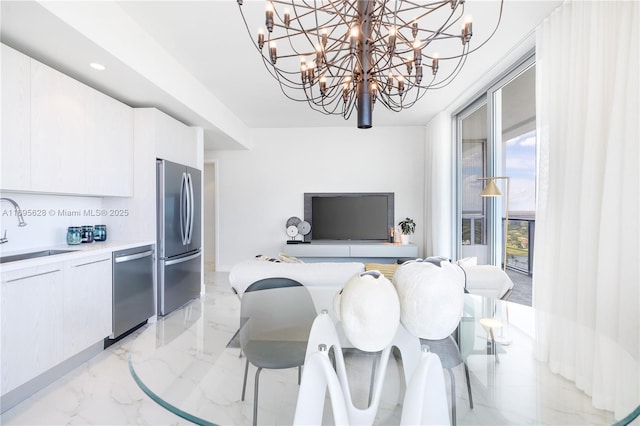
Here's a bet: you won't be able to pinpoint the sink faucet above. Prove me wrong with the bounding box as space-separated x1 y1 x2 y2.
0 197 28 244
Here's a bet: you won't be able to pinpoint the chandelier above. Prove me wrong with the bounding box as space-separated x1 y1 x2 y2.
237 0 504 128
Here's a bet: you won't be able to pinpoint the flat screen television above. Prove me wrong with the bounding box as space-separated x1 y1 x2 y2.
304 192 394 241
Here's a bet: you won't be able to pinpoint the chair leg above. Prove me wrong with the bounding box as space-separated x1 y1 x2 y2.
241 358 249 401
446 367 457 426
298 365 302 385
368 354 378 407
253 367 263 426
464 363 474 409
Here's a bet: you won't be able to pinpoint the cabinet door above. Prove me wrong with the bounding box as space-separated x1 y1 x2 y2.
85 86 133 196
1 44 31 191
1 264 64 394
30 60 86 194
63 255 112 358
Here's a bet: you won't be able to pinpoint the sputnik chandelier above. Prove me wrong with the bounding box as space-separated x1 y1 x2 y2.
237 0 504 128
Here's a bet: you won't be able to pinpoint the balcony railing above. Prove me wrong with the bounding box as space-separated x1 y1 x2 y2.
462 214 535 276
505 217 535 276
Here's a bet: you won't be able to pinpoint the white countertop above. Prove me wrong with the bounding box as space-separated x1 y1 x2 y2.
0 240 155 273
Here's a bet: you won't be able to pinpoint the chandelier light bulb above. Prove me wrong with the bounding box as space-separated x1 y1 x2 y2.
265 2 274 33
257 28 265 49
413 39 422 66
269 41 277 64
350 26 359 54
462 16 473 44
388 26 396 53
405 57 413 75
300 57 308 83
284 8 290 28
416 65 423 83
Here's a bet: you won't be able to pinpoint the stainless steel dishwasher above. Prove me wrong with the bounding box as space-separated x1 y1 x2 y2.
111 245 155 339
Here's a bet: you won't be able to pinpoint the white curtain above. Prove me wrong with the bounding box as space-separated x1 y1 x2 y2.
534 1 639 420
424 111 453 259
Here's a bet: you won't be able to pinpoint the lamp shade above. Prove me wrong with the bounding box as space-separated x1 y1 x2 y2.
481 179 503 197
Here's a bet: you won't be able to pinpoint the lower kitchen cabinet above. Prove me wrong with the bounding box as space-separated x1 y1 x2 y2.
63 254 112 358
1 263 64 395
1 253 114 398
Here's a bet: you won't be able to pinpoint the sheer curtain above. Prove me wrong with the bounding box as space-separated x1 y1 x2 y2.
534 1 639 419
424 112 453 259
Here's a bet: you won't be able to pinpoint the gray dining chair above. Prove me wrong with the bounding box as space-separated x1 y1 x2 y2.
421 335 473 426
239 277 317 426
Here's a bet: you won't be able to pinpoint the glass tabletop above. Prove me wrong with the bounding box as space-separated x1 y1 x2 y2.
129 285 638 425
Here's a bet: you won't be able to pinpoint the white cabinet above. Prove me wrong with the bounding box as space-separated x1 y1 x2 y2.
0 44 133 196
1 44 31 191
30 59 87 194
151 108 199 168
85 86 133 196
63 254 112 358
1 263 64 394
282 242 419 260
1 253 113 396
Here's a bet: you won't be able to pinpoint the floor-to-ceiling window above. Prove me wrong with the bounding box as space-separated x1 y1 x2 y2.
499 65 536 275
456 55 537 279
458 102 490 264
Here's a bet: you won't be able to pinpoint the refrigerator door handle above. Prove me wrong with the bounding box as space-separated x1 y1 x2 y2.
164 251 201 266
180 172 188 245
187 172 195 244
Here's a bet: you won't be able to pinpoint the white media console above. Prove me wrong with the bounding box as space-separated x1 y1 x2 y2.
281 242 418 263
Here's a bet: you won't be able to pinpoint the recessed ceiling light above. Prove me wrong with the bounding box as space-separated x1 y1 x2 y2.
90 62 106 71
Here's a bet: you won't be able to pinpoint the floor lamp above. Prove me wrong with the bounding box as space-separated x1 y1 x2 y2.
479 176 511 346
478 176 510 272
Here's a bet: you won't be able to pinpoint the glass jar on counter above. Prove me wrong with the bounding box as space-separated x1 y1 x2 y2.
93 225 107 241
81 226 94 243
66 227 82 245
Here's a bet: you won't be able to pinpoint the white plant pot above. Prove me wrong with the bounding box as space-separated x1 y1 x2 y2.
401 234 410 245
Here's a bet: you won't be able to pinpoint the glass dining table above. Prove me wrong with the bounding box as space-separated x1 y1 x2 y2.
129 284 638 425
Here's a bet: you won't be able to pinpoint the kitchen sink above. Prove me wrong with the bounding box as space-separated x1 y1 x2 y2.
0 249 79 264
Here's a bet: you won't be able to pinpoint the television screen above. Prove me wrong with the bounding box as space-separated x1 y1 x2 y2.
304 193 394 241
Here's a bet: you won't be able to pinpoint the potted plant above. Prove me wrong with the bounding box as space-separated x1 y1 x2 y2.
398 217 415 245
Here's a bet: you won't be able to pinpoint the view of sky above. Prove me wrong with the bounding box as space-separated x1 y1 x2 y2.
505 129 536 213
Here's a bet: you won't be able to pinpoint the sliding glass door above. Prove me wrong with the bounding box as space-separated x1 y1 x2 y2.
458 101 491 263
456 55 537 274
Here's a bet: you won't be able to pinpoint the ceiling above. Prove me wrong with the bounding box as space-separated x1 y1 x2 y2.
0 0 562 150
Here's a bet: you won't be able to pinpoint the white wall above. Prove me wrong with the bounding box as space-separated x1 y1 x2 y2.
207 126 426 271
0 193 102 253
203 163 216 266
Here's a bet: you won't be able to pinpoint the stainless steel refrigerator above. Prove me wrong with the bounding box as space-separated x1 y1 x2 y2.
157 159 202 316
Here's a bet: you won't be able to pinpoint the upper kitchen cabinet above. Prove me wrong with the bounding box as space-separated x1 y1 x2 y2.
84 85 133 196
30 59 87 194
150 108 199 169
1 44 31 191
30 60 133 196
0 44 133 196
